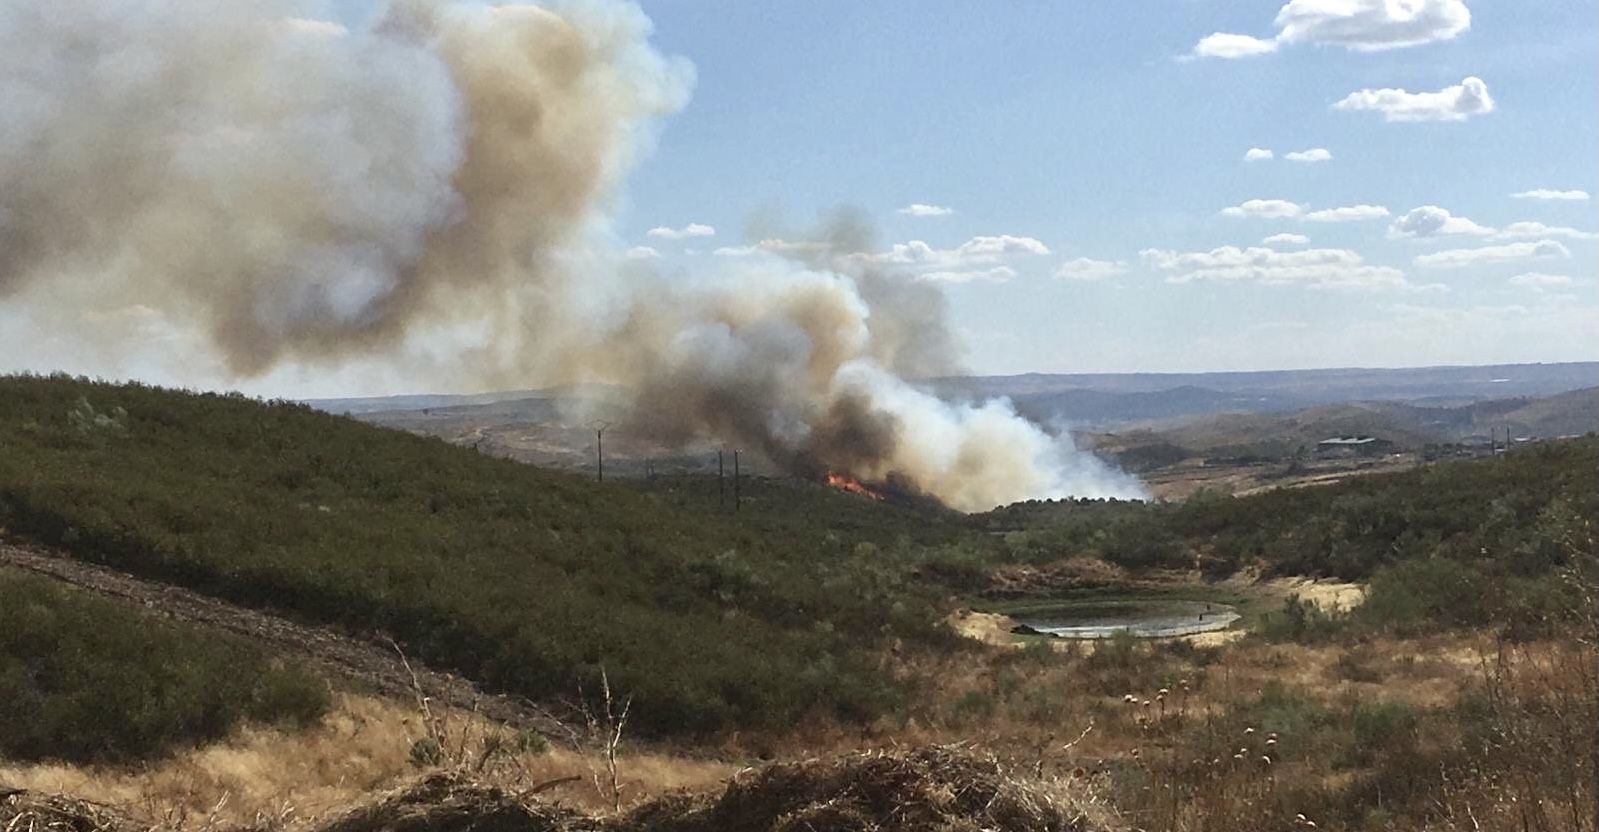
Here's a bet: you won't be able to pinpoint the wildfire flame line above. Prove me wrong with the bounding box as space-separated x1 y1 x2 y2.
825 472 886 501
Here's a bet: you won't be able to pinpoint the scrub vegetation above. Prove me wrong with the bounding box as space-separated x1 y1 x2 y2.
2 374 1595 832
0 568 327 763
0 374 954 740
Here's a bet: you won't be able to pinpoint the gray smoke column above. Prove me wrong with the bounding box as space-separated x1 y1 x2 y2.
0 0 1144 510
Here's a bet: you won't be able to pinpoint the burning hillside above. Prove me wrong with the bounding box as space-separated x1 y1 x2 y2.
826 472 887 501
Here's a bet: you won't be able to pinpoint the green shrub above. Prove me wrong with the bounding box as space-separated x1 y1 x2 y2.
408 737 444 768
1357 558 1489 632
0 374 966 738
0 568 328 764
1258 594 1345 642
1340 699 1421 768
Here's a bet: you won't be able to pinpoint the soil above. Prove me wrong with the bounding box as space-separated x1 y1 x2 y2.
0 534 567 738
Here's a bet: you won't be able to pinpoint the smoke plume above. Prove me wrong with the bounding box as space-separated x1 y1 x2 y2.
0 0 1143 510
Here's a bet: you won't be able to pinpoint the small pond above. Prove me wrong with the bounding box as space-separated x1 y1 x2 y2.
1009 599 1239 639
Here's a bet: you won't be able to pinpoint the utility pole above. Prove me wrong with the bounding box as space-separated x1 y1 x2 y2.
590 420 611 482
717 450 725 508
733 450 741 513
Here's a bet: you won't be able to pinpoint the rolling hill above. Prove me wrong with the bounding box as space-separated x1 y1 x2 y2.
0 374 966 737
1089 387 1599 465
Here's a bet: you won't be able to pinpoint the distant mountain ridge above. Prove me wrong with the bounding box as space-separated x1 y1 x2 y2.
1093 387 1599 465
926 362 1597 428
929 361 1597 399
308 362 1599 427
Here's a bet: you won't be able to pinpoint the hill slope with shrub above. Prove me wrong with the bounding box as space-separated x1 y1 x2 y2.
0 375 969 737
0 567 327 763
984 438 1597 630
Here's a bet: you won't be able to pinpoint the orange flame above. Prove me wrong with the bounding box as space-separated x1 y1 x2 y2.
825 472 885 501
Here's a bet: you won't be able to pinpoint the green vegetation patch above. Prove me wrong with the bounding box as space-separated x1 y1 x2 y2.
0 567 327 764
979 439 1597 633
0 375 959 737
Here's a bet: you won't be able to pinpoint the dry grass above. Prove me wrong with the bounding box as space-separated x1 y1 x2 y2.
0 694 736 830
2 593 1591 832
311 745 1115 832
866 628 1596 831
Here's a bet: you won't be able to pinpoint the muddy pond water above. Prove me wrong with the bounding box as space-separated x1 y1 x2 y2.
1010 599 1240 639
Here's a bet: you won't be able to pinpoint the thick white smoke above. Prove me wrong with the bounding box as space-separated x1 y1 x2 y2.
0 0 1144 510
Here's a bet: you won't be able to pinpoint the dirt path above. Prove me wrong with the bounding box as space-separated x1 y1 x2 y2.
0 536 569 739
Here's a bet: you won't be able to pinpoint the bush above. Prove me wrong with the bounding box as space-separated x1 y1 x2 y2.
1357 558 1489 632
1258 594 1345 642
0 568 328 763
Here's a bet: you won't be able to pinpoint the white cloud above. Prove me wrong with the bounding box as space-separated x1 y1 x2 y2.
1284 148 1332 162
282 17 349 38
1244 147 1275 161
1508 273 1575 288
1276 0 1470 50
1414 240 1572 269
1510 188 1590 202
1388 206 1493 238
920 266 1018 284
625 245 662 259
871 235 1051 267
1191 0 1469 58
1333 76 1494 122
1141 245 1415 290
777 234 1053 283
1225 200 1388 223
1263 233 1310 247
1221 199 1305 219
955 235 1051 259
710 239 827 258
1303 204 1390 222
897 203 954 217
1193 33 1279 59
1494 222 1598 241
646 222 716 239
1054 257 1129 281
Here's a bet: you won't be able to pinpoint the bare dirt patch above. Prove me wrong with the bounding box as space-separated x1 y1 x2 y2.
949 609 1018 647
1256 576 1366 612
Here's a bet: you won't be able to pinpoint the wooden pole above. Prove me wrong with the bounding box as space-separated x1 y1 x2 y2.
717 450 725 508
733 450 741 513
591 422 608 482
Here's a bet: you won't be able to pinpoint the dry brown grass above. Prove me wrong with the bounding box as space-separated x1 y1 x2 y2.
3 611 1591 832
0 694 736 830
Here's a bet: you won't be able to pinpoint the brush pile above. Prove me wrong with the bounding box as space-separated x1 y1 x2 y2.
319 745 1102 832
615 744 1100 832
0 746 1105 832
315 774 596 832
0 788 135 832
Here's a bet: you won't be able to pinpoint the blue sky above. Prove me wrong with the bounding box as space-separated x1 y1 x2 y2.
1 0 1593 397
611 0 1598 374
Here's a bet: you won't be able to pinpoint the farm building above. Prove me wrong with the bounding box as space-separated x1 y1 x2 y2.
1315 436 1391 459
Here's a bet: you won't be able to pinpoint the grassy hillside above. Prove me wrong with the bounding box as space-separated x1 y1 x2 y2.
1092 388 1598 465
984 438 1598 629
0 374 965 736
0 567 327 763
1496 386 1599 437
1158 402 1444 453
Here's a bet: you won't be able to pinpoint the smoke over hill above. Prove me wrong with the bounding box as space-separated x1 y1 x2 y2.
0 0 1141 509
